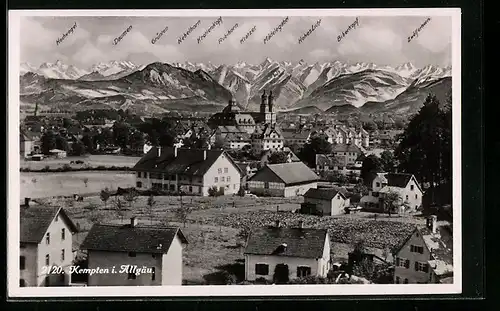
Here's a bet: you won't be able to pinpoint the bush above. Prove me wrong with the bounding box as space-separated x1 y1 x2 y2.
237 187 246 197
255 277 271 285
61 164 72 172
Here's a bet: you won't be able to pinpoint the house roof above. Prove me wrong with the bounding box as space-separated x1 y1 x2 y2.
250 162 319 185
385 173 422 192
244 227 328 259
21 206 78 244
332 144 363 154
281 130 310 140
304 188 346 200
80 223 188 254
133 146 240 177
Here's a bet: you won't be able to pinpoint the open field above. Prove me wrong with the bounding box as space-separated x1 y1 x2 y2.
20 171 135 199
38 193 429 285
20 154 141 170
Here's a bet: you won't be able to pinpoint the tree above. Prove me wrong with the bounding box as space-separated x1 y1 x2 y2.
146 194 157 225
40 130 57 154
82 177 89 188
55 135 69 151
380 150 396 172
394 93 452 201
360 154 384 185
268 151 289 164
352 258 393 284
363 120 378 132
70 141 86 156
298 136 332 167
100 188 111 208
352 181 369 202
176 206 193 228
82 133 96 153
382 190 401 217
129 131 145 154
113 196 126 221
123 189 139 209
112 122 131 149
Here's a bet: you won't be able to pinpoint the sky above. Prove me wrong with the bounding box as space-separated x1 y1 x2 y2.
19 15 453 69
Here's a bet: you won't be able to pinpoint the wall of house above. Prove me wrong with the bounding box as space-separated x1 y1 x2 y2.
402 177 423 211
202 153 241 196
87 250 162 286
20 140 34 157
244 254 321 282
303 197 333 216
317 234 331 277
34 213 74 286
161 236 184 285
19 243 38 287
283 183 318 197
394 231 432 284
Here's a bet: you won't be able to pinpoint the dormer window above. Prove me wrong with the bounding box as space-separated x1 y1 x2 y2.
410 185 415 191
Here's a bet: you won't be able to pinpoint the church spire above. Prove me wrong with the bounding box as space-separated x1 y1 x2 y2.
260 90 267 114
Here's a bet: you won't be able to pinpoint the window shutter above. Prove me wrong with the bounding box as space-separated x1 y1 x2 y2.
423 263 429 273
396 257 400 266
414 262 419 271
405 259 410 269
419 247 424 254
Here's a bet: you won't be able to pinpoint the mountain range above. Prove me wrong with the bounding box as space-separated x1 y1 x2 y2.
19 59 452 116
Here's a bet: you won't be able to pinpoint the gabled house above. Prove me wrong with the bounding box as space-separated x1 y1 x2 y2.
244 224 331 283
361 173 423 212
301 188 350 216
20 131 35 158
133 146 242 196
20 204 78 287
331 144 364 168
80 217 188 286
393 216 453 284
247 161 319 197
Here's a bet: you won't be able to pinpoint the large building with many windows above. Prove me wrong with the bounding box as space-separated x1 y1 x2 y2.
132 146 243 196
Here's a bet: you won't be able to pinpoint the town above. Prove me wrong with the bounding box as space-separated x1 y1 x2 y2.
19 88 453 287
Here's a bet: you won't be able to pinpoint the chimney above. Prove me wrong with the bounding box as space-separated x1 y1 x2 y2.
24 198 31 207
130 217 138 227
430 215 437 234
298 220 304 229
275 220 281 228
157 146 162 158
203 150 207 160
174 145 178 157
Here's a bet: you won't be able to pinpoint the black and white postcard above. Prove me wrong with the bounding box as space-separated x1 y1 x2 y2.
8 8 461 297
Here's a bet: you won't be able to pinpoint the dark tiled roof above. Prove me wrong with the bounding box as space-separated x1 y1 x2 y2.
244 227 328 258
21 206 78 244
332 144 363 153
304 188 345 200
385 173 413 188
80 224 188 254
133 146 240 177
253 162 318 185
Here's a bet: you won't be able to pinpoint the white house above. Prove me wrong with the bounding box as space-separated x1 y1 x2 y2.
20 203 78 287
251 124 284 154
393 216 453 284
247 162 319 197
301 188 350 216
244 224 331 283
133 146 243 196
80 217 188 286
361 173 423 212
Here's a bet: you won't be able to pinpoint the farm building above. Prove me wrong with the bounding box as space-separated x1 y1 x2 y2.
244 223 331 283
133 146 243 196
49 149 67 158
20 203 78 287
246 161 319 197
80 217 188 286
301 188 350 216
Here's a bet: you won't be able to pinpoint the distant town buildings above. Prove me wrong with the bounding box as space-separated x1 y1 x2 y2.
20 203 78 287
133 146 243 196
80 217 188 286
244 224 331 283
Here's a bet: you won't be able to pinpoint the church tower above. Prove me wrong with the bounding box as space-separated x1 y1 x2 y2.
267 91 276 125
260 90 267 114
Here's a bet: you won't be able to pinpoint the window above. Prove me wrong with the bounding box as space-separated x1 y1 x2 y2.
45 254 50 266
414 262 429 273
20 256 25 270
227 176 231 182
297 266 312 278
46 233 50 245
189 186 192 193
214 177 218 183
61 228 65 240
404 278 409 284
224 168 228 173
136 181 142 188
20 279 26 287
264 182 269 189
138 172 142 178
128 272 136 280
395 276 400 284
151 267 156 281
221 177 225 182
128 252 136 257
375 182 380 188
61 249 65 261
410 185 414 191
410 245 424 254
395 257 410 268
406 195 409 200
255 263 269 275
372 192 379 198
415 194 418 199
218 168 222 174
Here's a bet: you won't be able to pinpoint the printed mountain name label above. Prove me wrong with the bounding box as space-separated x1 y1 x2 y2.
408 18 431 42
56 22 77 46
264 17 290 44
151 26 169 44
337 17 359 42
197 17 223 44
113 25 133 45
178 20 201 44
240 25 257 44
218 23 239 44
298 19 322 44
